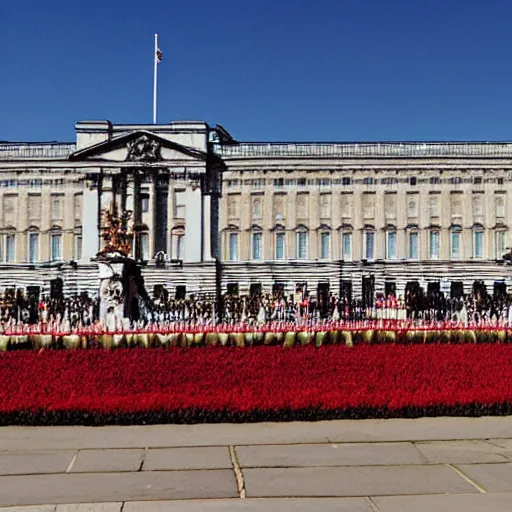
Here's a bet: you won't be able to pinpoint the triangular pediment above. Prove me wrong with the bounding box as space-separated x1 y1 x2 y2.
69 131 207 163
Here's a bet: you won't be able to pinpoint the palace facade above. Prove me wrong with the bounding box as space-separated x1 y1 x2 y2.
0 119 511 302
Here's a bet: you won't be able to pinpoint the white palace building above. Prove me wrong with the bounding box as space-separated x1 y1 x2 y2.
0 119 511 302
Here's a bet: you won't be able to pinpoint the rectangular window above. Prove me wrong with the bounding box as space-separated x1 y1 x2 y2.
229 233 238 261
451 231 461 258
429 197 439 217
409 177 417 186
409 231 419 259
50 234 62 261
429 231 440 259
73 194 82 223
342 177 352 186
74 235 82 261
496 231 506 258
28 233 39 263
51 195 62 220
176 234 184 260
275 232 285 260
342 232 352 260
140 233 150 260
141 195 150 213
173 190 185 218
252 232 262 260
4 234 14 263
474 231 484 259
297 231 308 259
320 232 330 259
386 231 397 259
365 231 375 260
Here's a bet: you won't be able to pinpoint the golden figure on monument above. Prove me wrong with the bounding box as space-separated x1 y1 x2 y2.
99 209 134 257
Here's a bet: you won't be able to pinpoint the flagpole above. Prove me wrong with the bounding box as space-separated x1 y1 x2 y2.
153 33 158 124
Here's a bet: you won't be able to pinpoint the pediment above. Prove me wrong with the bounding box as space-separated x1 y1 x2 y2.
69 131 207 163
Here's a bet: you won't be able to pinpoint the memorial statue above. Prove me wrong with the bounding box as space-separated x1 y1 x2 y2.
98 209 133 257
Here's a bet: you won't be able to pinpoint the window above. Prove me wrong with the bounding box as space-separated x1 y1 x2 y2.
275 232 285 260
498 177 504 185
73 235 82 261
319 194 330 218
386 231 397 259
252 232 262 260
474 230 484 259
173 190 185 218
273 178 284 188
140 233 150 260
320 232 330 259
407 199 418 217
449 177 462 185
496 196 505 218
176 234 184 260
429 231 440 259
50 233 62 261
252 198 262 219
409 231 419 259
451 228 462 259
430 177 440 185
51 195 62 220
409 177 417 186
228 233 238 261
342 177 352 186
429 197 439 217
28 233 39 263
474 177 483 184
496 231 506 258
296 230 308 259
342 232 352 261
363 177 374 185
364 231 375 260
73 194 82 222
141 195 150 213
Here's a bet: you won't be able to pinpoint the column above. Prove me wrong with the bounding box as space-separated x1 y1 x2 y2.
81 179 100 261
202 193 214 261
184 184 202 262
154 174 169 255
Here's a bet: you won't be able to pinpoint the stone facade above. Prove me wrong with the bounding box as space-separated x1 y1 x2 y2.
0 121 511 301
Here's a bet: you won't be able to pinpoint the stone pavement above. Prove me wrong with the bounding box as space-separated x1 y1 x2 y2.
2 417 512 510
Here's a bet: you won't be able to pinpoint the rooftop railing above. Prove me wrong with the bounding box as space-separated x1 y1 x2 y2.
215 142 512 158
0 143 76 160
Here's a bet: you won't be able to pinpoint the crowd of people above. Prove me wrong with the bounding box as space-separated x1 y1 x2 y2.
0 283 512 331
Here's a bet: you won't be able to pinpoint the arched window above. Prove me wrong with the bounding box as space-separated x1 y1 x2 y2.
50 228 62 262
407 228 419 260
429 229 440 259
385 228 397 260
274 227 285 260
27 228 40 264
228 231 239 261
295 226 308 259
450 226 462 259
319 229 331 260
251 229 263 260
472 225 484 259
340 228 352 261
363 228 375 260
496 229 507 258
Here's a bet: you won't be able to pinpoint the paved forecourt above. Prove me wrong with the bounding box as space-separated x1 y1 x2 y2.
2 417 512 510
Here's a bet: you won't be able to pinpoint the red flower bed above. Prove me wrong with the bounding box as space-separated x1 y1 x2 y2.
2 345 512 425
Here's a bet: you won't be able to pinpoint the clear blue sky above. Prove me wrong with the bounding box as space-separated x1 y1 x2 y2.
2 0 512 143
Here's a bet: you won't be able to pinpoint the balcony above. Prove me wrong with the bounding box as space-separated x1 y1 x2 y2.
0 143 75 160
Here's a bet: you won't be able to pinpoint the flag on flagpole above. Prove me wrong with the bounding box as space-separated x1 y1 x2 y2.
156 47 163 64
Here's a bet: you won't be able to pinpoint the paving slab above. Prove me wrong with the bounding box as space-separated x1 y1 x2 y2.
55 505 122 512
458 463 512 492
0 507 55 512
3 417 512 450
123 498 372 511
237 442 423 468
0 450 75 475
373 492 512 512
244 465 477 497
143 447 232 471
70 449 144 473
414 440 509 464
0 470 237 507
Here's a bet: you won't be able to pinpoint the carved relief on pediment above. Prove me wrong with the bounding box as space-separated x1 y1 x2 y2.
126 135 162 162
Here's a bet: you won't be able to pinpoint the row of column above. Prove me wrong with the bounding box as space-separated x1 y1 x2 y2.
81 169 212 263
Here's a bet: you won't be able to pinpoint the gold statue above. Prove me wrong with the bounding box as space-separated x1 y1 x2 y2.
99 208 133 256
